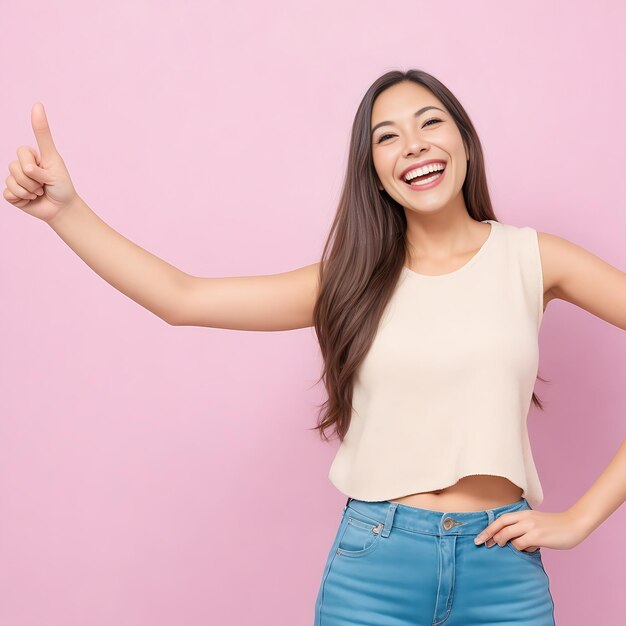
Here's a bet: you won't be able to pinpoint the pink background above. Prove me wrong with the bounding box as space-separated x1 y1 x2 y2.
2 1 626 624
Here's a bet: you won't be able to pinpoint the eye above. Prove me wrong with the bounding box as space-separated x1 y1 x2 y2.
375 119 443 144
376 133 394 144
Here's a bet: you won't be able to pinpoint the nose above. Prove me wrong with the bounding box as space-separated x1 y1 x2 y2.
402 134 431 159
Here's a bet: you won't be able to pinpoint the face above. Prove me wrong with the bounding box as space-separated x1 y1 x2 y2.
370 81 469 214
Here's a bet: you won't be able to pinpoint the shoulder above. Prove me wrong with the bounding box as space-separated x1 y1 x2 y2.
535 228 618 305
535 228 626 330
493 221 559 298
491 222 617 306
492 220 539 245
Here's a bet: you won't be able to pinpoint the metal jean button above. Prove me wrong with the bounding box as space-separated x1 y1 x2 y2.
443 517 460 530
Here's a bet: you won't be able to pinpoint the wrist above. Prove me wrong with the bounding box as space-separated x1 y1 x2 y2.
46 194 83 229
565 505 595 542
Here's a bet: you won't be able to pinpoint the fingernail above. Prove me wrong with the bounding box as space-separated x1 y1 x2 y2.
474 535 484 545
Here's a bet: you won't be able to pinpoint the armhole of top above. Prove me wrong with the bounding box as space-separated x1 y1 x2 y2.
527 227 545 330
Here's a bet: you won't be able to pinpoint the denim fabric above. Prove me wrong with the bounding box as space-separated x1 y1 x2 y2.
314 497 555 625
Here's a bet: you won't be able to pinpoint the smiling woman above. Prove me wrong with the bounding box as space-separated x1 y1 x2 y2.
310 73 545 445
11 66 622 626
310 69 557 626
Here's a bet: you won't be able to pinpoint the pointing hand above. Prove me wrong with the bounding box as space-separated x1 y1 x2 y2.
3 102 79 223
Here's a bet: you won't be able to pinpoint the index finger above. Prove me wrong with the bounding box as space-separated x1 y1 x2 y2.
30 102 58 158
474 514 512 544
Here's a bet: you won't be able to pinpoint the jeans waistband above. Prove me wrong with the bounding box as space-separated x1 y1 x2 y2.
343 496 532 537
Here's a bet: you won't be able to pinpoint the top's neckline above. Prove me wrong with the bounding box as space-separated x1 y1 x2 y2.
402 219 498 280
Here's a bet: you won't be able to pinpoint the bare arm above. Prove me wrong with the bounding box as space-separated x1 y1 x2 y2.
171 261 321 330
5 102 320 332
49 195 321 330
47 195 187 325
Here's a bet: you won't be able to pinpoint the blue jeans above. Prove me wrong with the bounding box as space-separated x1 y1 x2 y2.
314 497 555 625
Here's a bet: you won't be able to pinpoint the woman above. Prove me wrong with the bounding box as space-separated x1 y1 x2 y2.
5 70 626 625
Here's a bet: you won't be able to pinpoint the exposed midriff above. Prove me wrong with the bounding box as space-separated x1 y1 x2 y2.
389 475 524 512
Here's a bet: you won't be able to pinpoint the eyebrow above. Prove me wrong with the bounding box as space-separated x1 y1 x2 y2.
371 106 447 136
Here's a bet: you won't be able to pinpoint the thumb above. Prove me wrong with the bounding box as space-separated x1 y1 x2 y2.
31 102 58 159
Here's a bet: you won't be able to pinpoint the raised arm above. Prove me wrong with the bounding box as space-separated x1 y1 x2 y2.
3 102 195 325
46 195 187 325
4 102 321 331
171 262 320 330
49 195 321 329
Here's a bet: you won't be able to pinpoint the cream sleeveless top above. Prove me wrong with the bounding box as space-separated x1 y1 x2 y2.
327 219 545 508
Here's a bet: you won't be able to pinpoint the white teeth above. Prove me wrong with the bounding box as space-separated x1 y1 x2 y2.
409 171 443 186
403 162 445 182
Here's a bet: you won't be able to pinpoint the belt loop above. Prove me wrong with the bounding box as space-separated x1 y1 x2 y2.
344 497 351 511
381 502 398 538
486 509 495 524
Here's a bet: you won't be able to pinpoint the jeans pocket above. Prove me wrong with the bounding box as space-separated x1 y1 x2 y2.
498 501 542 561
336 507 384 558
504 540 543 561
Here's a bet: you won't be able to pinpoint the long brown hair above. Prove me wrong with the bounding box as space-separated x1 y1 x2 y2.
310 69 546 443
